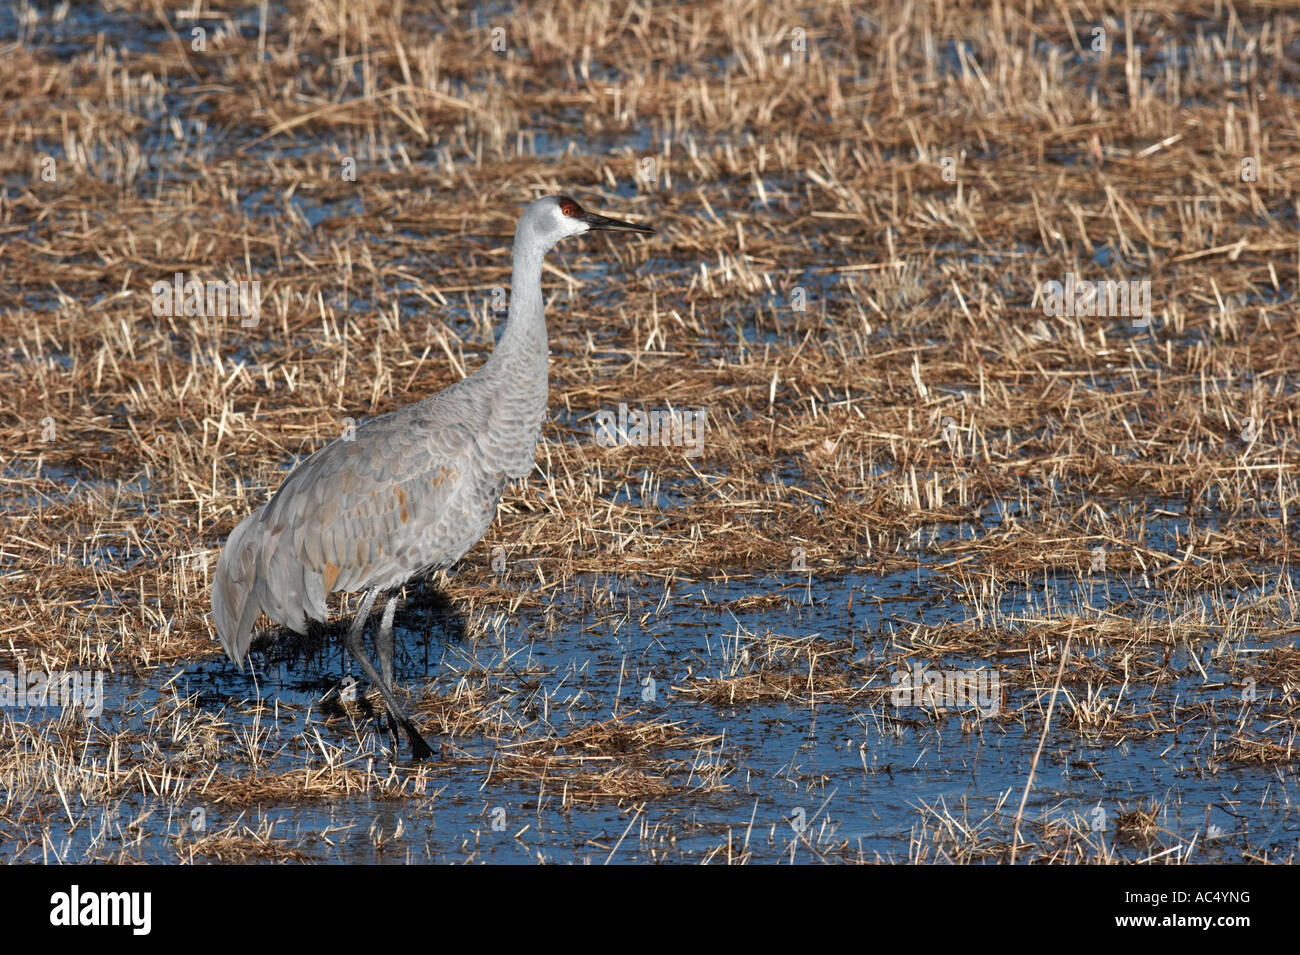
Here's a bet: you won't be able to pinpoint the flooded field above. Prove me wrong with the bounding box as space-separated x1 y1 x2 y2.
2 0 1299 864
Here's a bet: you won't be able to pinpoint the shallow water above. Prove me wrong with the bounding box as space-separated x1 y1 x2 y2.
7 556 1297 864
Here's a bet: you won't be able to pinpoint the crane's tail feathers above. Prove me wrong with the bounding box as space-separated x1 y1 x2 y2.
211 509 265 670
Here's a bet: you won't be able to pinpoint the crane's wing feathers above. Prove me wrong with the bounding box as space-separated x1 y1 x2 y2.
211 505 266 669
259 395 485 622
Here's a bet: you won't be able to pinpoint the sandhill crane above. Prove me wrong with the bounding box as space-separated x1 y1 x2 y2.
211 195 652 757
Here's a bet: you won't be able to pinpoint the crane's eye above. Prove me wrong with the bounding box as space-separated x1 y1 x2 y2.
560 201 579 216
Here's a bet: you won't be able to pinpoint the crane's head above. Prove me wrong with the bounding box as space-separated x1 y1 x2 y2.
520 194 654 249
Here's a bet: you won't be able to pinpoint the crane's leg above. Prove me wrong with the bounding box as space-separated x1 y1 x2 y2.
376 595 399 690
343 587 435 760
375 595 402 742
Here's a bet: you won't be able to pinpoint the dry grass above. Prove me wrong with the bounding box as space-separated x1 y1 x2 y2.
1 0 1298 862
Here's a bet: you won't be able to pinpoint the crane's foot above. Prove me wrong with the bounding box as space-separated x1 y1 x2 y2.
382 709 436 760
399 718 437 760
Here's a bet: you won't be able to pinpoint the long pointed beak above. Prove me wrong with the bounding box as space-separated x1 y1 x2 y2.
581 210 654 234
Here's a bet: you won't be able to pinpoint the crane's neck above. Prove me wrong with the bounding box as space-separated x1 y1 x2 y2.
487 237 549 372
473 229 552 478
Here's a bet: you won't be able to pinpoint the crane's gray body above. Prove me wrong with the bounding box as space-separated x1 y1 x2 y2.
211 354 542 664
211 196 609 669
